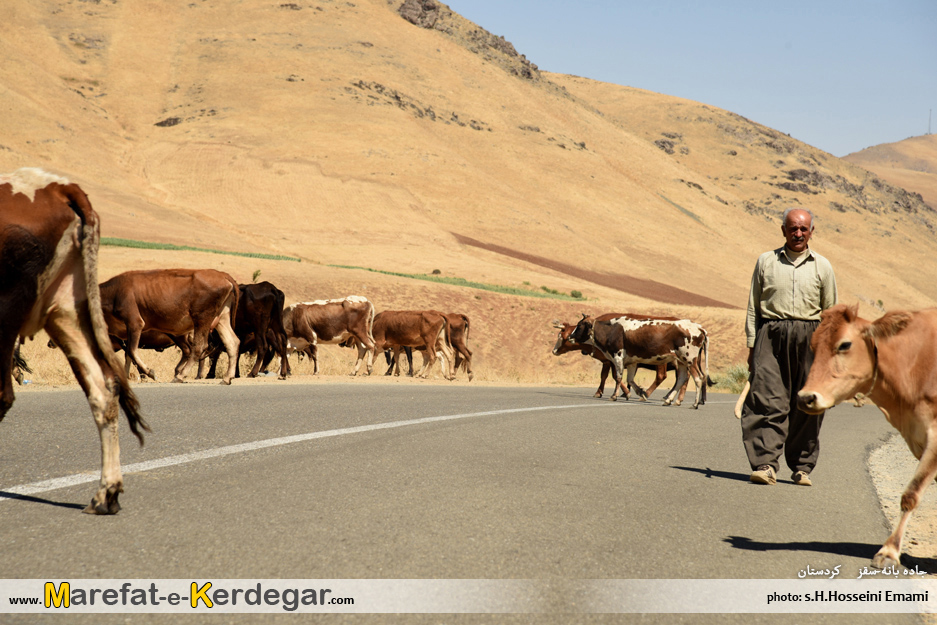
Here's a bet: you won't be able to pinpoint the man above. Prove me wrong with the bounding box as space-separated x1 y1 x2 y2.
742 208 837 486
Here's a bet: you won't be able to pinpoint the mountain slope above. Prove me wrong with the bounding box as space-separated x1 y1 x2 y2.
843 134 937 211
2 0 936 382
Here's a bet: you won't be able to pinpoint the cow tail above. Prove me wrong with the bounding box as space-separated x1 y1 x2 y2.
271 288 288 355
366 299 376 347
227 276 239 335
460 314 471 372
701 333 710 405
462 314 470 344
443 316 453 350
67 184 149 444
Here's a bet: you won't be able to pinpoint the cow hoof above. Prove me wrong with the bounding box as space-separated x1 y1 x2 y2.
84 491 121 515
593 392 603 398
221 378 233 386
171 377 186 384
674 400 683 406
609 395 618 402
468 373 474 382
871 549 900 570
278 375 287 381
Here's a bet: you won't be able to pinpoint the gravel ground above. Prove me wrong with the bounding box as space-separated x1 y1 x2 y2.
869 434 937 623
869 433 937 574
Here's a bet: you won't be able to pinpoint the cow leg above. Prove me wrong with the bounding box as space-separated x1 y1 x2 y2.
644 365 668 397
404 347 414 377
395 347 406 376
350 331 375 376
626 365 647 401
125 323 157 382
0 332 19 420
200 348 219 379
458 346 474 382
873 428 937 569
416 343 434 378
247 327 267 378
351 340 367 376
688 361 704 409
663 365 690 406
309 343 320 375
45 309 124 515
215 313 240 385
608 355 626 401
595 362 610 398
384 348 398 376
435 330 456 381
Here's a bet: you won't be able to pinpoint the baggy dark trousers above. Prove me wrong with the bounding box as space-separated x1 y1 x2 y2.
741 319 824 475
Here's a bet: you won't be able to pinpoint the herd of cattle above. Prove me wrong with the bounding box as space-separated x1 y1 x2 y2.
3 167 937 570
94 271 475 386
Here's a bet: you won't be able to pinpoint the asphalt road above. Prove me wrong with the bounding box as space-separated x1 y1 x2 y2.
0 381 921 624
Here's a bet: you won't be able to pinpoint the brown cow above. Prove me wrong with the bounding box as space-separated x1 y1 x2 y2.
99 269 240 384
386 312 473 381
797 303 937 569
0 167 148 514
373 310 455 380
283 296 376 375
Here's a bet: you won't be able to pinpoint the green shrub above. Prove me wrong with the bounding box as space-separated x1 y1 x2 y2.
714 363 750 394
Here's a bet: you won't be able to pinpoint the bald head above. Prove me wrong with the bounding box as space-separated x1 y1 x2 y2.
782 208 813 253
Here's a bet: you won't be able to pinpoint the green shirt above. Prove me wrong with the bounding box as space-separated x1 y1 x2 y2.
745 246 838 348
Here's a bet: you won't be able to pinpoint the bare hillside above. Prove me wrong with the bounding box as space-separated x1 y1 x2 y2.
3 0 936 383
843 134 937 211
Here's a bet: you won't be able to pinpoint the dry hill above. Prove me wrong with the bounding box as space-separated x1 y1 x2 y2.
3 0 936 385
844 134 937 212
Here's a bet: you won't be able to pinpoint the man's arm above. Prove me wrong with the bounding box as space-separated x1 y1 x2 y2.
745 259 763 348
819 258 838 310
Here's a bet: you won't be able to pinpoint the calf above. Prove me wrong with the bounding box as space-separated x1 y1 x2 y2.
798 303 937 569
372 310 455 380
99 268 240 384
1 167 147 514
283 296 376 375
386 312 473 381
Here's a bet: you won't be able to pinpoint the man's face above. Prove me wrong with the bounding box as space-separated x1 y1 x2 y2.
782 210 813 253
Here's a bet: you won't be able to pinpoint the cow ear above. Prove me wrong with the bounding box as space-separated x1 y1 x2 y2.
865 311 913 341
844 303 860 323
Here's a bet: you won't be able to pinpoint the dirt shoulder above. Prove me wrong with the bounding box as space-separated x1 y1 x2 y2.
868 433 937 578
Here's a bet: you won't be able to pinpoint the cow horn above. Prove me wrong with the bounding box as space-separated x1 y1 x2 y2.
580 312 588 320
551 319 564 329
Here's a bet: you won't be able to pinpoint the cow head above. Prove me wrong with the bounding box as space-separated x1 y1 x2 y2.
568 314 595 347
551 321 576 356
797 303 911 414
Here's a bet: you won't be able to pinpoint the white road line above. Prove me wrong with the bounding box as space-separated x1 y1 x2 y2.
1 403 615 501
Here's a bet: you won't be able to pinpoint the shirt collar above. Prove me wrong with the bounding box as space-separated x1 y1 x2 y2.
780 246 813 266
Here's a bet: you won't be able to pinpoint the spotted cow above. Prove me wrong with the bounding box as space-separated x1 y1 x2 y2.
0 167 148 514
